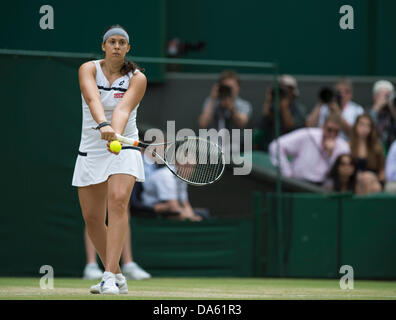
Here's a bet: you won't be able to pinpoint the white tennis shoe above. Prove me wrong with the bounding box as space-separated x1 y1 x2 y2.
100 272 119 295
90 272 128 294
83 263 103 280
122 262 151 280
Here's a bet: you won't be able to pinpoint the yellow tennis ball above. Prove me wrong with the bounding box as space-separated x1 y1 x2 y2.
110 140 122 153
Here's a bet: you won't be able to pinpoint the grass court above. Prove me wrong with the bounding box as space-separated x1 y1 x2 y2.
0 277 395 300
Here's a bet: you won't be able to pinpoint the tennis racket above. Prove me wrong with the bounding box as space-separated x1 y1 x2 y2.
115 134 225 186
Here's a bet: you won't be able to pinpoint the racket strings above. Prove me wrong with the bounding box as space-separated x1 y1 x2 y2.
165 138 224 185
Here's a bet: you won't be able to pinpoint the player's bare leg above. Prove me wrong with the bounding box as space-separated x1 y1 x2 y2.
78 182 121 274
106 174 136 273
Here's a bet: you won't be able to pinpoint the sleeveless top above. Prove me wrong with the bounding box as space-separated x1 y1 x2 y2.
78 60 140 153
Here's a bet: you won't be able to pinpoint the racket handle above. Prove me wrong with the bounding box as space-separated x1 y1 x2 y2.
115 134 140 147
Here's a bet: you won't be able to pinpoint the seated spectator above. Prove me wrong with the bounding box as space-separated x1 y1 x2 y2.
349 114 385 189
269 114 350 185
325 154 357 192
198 70 252 152
306 77 364 140
140 162 208 221
355 171 382 195
385 139 396 194
368 80 396 152
254 75 306 152
278 74 307 129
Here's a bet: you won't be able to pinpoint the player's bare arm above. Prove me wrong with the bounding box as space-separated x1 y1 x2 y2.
111 71 147 135
79 61 116 141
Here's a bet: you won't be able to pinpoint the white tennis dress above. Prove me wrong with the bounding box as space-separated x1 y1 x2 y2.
72 60 145 187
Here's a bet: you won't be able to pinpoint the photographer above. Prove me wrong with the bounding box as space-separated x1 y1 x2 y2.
253 85 290 151
369 80 396 152
198 70 252 131
253 75 306 152
306 78 364 141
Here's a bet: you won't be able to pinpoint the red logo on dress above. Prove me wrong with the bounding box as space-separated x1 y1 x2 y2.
114 92 124 99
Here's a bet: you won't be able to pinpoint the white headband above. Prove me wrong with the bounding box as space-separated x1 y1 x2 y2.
103 28 129 44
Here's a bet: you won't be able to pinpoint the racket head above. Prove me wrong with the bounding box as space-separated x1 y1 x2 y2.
162 137 225 186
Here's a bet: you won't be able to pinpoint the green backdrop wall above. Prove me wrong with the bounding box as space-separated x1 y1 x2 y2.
167 0 395 76
2 1 395 76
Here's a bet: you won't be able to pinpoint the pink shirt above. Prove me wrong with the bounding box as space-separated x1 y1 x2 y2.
269 128 350 183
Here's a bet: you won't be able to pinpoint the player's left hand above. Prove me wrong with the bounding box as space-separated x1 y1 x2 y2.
106 141 122 155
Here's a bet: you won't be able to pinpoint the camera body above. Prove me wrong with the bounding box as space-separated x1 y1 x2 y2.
217 84 233 100
319 87 342 106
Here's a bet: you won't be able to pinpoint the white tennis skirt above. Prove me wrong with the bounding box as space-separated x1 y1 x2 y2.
72 147 145 187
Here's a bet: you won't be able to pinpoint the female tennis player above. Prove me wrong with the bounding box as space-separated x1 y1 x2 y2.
72 25 147 294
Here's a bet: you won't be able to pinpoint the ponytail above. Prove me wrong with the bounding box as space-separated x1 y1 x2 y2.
120 59 145 76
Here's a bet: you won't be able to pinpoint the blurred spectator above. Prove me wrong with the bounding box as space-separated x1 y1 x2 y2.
269 114 350 185
140 163 209 221
82 227 151 280
278 74 308 128
349 114 385 190
325 154 357 192
355 171 382 195
198 70 252 152
306 77 364 140
385 140 396 194
254 75 307 151
368 80 396 152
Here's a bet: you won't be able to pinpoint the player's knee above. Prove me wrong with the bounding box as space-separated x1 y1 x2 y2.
82 210 104 227
108 192 130 213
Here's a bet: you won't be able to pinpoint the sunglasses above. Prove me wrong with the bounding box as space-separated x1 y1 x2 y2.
326 126 340 134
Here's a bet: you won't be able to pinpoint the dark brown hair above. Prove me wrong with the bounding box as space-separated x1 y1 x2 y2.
327 153 357 192
323 113 342 127
103 24 144 75
349 113 385 172
219 70 240 85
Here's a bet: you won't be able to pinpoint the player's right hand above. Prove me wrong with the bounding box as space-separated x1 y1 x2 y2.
99 125 117 141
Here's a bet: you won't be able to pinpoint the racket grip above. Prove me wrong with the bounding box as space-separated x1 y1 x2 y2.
115 134 140 147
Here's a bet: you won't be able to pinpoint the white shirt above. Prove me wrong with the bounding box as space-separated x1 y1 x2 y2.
269 128 350 183
386 140 396 182
141 167 188 208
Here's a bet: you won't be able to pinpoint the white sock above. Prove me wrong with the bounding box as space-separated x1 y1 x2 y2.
115 273 126 281
86 262 98 268
123 262 137 268
103 271 115 279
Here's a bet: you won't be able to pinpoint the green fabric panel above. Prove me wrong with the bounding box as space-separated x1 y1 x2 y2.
130 218 255 277
0 55 85 277
265 193 396 279
264 193 339 277
285 195 339 278
341 196 396 279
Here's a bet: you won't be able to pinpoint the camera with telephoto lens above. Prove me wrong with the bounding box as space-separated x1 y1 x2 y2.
217 84 233 100
318 87 335 104
319 87 342 106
